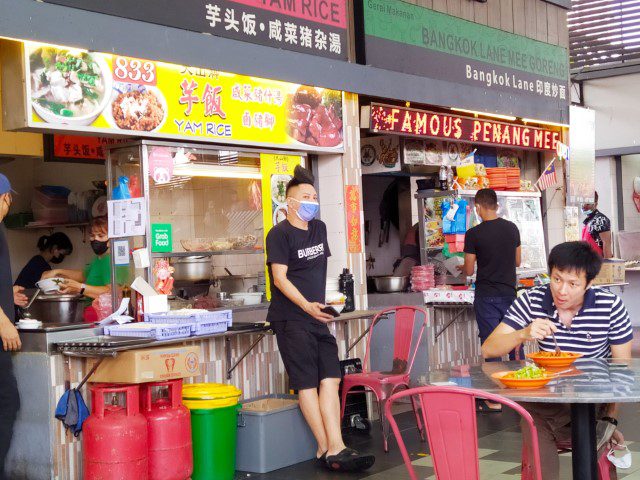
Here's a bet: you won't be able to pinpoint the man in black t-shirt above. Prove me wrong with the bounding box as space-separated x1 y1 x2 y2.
462 189 521 363
266 166 374 473
0 174 21 480
582 191 613 258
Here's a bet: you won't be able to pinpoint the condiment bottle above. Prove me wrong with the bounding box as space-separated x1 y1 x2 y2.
339 268 355 313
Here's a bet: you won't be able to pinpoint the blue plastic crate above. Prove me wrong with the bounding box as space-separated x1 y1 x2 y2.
146 309 233 327
105 323 193 340
190 319 228 336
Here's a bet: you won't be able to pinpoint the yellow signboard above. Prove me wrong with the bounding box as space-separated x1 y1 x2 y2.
260 153 302 299
22 43 344 152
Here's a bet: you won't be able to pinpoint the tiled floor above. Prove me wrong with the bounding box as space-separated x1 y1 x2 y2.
237 402 640 480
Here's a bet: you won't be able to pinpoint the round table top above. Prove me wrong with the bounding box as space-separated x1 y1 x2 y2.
417 358 640 404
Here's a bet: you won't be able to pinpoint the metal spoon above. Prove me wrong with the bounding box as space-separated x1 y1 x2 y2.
551 332 561 356
21 288 41 319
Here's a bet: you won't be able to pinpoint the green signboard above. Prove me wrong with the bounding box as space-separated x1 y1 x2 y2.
151 223 172 253
361 0 570 114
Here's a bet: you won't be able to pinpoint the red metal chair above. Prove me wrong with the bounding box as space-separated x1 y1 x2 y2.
385 386 544 480
340 306 428 452
522 439 615 480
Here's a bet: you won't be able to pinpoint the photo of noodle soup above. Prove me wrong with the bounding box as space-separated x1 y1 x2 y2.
29 47 111 126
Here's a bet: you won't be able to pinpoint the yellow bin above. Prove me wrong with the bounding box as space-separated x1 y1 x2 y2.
182 383 242 409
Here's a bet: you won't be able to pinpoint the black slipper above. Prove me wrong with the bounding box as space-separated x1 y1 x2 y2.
326 448 376 472
315 452 327 468
476 399 502 414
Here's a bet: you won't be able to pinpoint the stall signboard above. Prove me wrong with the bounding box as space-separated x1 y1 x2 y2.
20 43 344 153
46 134 128 162
41 0 348 60
364 104 561 152
567 105 595 205
260 153 302 298
360 0 569 118
345 185 362 253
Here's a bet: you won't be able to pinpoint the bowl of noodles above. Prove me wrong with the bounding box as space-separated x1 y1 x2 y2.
29 47 112 126
492 366 553 389
526 351 583 369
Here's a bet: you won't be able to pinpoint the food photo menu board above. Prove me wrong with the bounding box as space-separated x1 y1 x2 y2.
20 43 344 152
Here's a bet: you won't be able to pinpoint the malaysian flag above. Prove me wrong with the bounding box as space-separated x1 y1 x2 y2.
536 159 558 191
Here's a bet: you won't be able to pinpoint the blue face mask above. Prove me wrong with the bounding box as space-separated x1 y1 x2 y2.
291 199 319 222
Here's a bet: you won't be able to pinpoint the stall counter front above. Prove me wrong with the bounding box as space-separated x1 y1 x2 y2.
7 311 373 480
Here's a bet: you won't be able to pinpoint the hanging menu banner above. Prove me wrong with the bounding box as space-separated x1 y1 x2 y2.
20 43 344 152
41 0 348 60
360 0 569 120
365 104 560 152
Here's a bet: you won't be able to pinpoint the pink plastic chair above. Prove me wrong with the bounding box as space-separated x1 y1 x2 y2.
522 439 614 480
385 386 544 480
340 306 428 452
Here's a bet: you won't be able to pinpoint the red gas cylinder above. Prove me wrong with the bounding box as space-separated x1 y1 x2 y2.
140 379 193 480
83 384 148 479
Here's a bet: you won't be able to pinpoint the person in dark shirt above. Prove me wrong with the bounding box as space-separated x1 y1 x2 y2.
462 188 521 358
0 174 21 480
15 232 73 290
266 166 374 473
582 191 613 258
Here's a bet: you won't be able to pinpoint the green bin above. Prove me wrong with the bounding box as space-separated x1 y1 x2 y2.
183 383 242 480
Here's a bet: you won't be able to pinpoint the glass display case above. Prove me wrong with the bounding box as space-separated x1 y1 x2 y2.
416 189 547 280
107 140 305 308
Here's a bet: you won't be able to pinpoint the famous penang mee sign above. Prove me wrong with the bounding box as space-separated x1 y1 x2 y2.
366 104 561 152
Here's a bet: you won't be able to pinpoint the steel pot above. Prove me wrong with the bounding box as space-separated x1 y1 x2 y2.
171 257 212 282
212 274 258 293
372 276 409 293
24 294 85 323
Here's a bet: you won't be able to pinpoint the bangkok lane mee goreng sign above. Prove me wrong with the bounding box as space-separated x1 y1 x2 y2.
360 0 570 120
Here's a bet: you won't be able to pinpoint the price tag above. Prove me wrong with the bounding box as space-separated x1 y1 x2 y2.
112 56 157 86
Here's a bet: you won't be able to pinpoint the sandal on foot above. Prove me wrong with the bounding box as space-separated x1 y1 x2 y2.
476 399 502 413
326 448 375 472
315 452 327 468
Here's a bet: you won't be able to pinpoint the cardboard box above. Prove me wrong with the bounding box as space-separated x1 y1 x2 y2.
593 259 626 286
88 345 201 384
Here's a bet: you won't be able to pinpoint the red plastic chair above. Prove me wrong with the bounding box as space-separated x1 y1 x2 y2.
385 386 544 480
340 306 428 452
522 439 614 480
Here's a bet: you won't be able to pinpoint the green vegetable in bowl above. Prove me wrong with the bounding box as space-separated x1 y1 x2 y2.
512 365 547 379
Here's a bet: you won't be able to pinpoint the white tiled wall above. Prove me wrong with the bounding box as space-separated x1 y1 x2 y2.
621 155 640 232
317 154 347 281
0 157 106 281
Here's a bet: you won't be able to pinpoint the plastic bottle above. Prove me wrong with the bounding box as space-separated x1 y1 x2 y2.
439 165 448 190
339 268 355 313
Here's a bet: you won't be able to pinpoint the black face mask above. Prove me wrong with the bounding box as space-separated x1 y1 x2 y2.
90 240 109 256
50 255 65 265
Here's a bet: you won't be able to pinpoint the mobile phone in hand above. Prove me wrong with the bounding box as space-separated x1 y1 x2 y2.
321 305 341 318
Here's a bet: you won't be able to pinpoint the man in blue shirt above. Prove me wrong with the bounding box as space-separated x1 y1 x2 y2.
0 174 21 480
482 241 632 480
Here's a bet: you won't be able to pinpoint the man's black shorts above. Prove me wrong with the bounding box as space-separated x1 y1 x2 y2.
271 320 342 390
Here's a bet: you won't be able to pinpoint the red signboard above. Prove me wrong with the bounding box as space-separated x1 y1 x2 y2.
51 135 129 161
345 185 362 254
369 104 561 152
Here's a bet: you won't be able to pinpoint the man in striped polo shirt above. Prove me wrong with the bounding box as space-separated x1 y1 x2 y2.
482 241 633 480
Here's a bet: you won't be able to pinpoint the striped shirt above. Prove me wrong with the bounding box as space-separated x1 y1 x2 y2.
502 285 633 358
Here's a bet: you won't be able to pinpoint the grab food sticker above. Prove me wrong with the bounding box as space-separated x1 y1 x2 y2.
22 42 344 153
